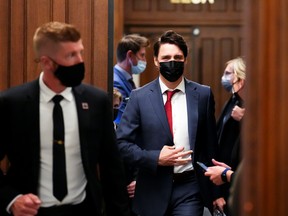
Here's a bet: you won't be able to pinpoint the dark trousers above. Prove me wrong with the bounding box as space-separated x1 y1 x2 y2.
165 171 204 216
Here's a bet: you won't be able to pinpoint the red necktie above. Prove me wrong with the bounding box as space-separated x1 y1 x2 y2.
164 90 178 135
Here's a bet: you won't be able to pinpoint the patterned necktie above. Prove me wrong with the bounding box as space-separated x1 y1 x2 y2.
128 78 136 89
52 95 67 201
164 90 178 136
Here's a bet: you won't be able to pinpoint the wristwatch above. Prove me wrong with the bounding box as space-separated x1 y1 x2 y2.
221 168 230 183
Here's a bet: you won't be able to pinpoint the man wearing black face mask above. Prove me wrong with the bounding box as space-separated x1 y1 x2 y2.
49 57 85 87
0 21 130 216
117 30 218 216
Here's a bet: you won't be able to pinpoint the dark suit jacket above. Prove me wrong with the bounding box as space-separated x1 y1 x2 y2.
117 78 218 216
216 92 243 204
0 79 130 216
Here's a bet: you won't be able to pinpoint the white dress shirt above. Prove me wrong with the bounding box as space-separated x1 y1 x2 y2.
159 77 193 173
38 72 87 206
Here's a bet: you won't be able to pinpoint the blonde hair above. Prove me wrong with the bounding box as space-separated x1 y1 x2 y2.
113 88 122 102
226 57 246 80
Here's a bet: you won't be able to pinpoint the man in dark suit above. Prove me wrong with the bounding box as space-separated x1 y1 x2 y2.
0 21 130 216
117 30 218 216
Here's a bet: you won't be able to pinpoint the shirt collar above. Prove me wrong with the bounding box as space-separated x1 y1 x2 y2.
115 64 133 80
39 72 73 102
159 77 185 95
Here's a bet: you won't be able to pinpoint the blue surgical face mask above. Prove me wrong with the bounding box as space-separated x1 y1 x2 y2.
130 59 147 75
221 75 234 92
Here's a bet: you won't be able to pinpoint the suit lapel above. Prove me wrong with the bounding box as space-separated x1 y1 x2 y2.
114 68 133 93
146 79 200 146
148 79 173 142
185 80 199 151
25 80 41 181
72 86 90 165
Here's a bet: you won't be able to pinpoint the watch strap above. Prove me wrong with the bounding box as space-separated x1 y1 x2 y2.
221 167 230 183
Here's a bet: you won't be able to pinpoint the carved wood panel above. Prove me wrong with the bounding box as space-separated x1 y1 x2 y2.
242 0 288 215
124 0 243 117
192 25 243 117
125 25 242 118
124 0 243 25
0 0 111 91
0 0 112 173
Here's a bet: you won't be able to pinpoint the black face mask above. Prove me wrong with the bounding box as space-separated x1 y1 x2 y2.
159 61 184 82
54 62 85 87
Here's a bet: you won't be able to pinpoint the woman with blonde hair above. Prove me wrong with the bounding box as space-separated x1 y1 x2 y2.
212 56 246 215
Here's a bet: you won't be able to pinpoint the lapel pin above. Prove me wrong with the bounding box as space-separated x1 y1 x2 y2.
82 102 89 109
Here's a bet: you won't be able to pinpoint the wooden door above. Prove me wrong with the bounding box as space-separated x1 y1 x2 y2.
125 25 243 118
191 25 243 117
